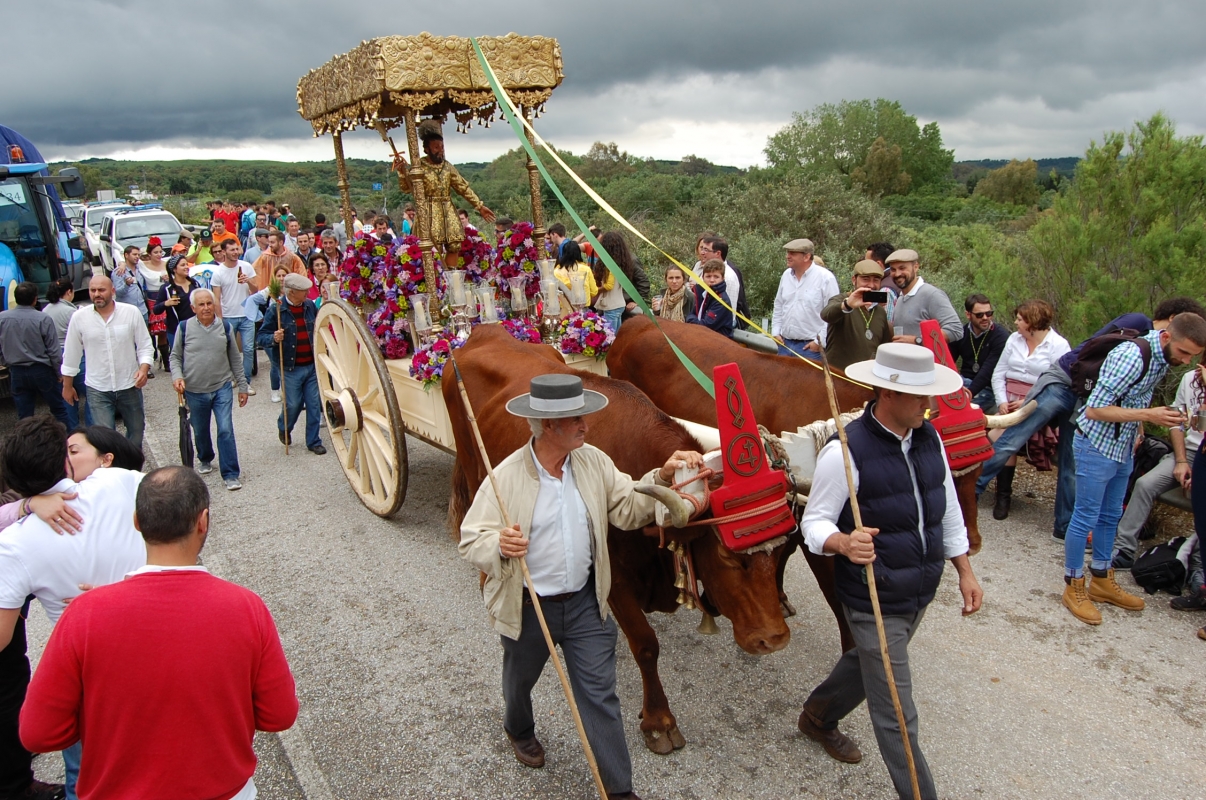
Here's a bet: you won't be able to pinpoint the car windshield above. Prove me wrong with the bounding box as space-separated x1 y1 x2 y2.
115 215 181 244
0 176 54 286
86 205 126 232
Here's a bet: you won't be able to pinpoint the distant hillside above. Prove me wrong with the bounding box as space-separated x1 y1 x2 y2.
953 157 1079 184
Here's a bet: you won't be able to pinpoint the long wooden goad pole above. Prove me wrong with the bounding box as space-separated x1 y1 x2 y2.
816 341 922 800
276 298 288 455
448 354 609 800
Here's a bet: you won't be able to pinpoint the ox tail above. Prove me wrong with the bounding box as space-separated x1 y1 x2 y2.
447 459 473 543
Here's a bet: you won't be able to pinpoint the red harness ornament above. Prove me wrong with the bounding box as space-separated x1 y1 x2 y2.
708 362 796 550
918 319 994 471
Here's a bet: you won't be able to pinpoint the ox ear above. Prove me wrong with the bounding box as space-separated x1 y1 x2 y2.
635 484 695 529
984 399 1038 429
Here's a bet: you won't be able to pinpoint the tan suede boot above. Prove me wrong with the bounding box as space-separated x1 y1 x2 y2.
1088 569 1145 611
1063 577 1102 625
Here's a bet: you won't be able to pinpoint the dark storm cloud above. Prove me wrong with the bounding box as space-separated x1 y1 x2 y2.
6 0 1205 152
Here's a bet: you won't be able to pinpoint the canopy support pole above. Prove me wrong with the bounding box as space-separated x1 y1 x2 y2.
332 129 355 242
522 105 546 255
402 108 438 310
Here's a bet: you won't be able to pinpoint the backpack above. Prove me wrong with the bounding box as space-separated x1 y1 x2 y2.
1069 329 1152 399
1131 535 1190 595
1124 434 1172 506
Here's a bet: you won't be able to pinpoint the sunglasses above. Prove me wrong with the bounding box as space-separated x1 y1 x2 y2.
972 311 994 318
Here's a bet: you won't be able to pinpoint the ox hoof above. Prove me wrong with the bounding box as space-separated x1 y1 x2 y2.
642 725 687 754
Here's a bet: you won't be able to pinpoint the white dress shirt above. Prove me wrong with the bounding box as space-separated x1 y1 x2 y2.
0 468 147 623
60 302 155 391
800 411 969 559
525 442 593 596
991 329 1071 408
771 264 839 341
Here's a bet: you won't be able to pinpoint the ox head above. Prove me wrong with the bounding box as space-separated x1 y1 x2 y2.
638 481 792 656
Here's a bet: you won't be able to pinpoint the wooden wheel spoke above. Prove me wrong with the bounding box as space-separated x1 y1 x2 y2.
344 428 359 471
318 353 347 391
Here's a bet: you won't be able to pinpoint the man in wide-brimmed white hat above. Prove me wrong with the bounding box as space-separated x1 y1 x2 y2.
794 343 983 800
459 373 702 800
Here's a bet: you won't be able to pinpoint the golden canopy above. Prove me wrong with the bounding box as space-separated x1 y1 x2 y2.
296 32 564 135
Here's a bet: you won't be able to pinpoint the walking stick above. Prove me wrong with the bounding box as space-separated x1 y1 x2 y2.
269 277 289 455
448 353 609 800
816 340 922 800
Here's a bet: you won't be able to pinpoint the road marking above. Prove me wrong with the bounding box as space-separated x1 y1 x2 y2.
142 416 337 800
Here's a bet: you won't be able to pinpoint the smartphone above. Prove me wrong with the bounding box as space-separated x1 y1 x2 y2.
862 290 889 304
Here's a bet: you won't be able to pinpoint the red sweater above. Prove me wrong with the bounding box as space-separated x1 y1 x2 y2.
20 570 298 800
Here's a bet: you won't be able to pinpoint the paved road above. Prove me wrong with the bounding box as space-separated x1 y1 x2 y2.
12 363 1206 799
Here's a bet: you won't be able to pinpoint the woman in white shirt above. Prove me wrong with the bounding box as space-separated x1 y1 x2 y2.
987 299 1070 519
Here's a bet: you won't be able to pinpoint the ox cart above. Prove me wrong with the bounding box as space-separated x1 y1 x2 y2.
299 33 614 515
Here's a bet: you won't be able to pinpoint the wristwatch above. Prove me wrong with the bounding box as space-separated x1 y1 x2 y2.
914 335 922 345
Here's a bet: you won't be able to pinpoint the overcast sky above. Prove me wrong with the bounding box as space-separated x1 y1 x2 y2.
9 0 1205 167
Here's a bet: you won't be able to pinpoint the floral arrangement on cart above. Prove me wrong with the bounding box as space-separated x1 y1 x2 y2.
336 222 615 385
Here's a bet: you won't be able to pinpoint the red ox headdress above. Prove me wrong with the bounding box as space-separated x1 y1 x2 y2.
708 363 796 550
919 319 994 471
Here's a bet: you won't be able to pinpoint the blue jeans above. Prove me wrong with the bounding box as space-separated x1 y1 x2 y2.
1064 433 1133 575
976 380 1078 535
600 308 623 333
9 363 72 427
63 740 81 800
185 382 240 480
86 386 145 450
280 362 322 449
226 315 256 384
64 367 92 430
267 347 280 391
778 338 821 360
963 378 997 414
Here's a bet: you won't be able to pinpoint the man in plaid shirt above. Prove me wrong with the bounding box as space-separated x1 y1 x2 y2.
1063 313 1206 624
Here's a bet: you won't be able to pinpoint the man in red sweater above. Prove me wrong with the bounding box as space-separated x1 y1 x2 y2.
20 466 298 800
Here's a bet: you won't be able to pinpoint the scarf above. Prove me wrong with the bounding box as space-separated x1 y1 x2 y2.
659 286 687 322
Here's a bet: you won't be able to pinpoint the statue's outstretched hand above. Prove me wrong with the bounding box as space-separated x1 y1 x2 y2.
478 205 497 223
391 154 409 173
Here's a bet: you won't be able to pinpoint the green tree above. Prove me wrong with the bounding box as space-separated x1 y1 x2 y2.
973 159 1040 206
1014 113 1206 343
763 98 953 191
851 136 912 196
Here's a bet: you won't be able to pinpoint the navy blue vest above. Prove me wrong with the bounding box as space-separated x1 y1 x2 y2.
833 404 948 615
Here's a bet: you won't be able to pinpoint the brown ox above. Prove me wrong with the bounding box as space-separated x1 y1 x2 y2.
444 324 790 754
608 316 990 651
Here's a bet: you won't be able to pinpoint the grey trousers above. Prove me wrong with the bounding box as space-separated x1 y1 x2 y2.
501 580 632 795
1115 452 1180 558
804 604 937 800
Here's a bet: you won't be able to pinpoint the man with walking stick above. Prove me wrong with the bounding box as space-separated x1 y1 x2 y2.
796 344 983 800
256 274 324 455
459 374 702 800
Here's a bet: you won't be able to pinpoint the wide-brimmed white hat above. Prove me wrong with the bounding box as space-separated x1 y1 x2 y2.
844 343 963 396
506 374 609 419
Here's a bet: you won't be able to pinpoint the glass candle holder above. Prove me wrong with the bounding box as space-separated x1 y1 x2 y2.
508 276 529 315
569 273 587 309
541 278 560 314
538 259 556 285
411 294 432 337
445 270 468 308
477 287 499 323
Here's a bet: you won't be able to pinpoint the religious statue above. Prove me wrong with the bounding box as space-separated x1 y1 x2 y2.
391 119 495 268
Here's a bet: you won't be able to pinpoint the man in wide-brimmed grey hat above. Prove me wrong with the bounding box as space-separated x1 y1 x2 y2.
795 344 982 800
459 373 702 800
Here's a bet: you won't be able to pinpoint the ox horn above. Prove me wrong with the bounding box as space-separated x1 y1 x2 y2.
984 399 1038 429
634 484 694 529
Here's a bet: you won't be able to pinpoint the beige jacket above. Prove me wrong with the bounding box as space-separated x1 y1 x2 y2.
459 442 669 640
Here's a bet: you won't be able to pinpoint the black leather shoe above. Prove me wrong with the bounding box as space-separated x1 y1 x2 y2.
506 732 545 768
309 444 327 455
6 780 66 800
798 707 862 763
609 793 643 799
279 430 291 445
993 492 1011 520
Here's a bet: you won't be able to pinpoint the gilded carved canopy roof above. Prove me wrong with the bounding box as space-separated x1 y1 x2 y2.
297 32 563 135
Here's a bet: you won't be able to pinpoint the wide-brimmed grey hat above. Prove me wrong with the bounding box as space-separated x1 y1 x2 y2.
506 374 609 419
844 343 963 396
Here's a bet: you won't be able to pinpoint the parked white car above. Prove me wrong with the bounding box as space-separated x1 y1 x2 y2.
97 205 184 274
79 201 128 266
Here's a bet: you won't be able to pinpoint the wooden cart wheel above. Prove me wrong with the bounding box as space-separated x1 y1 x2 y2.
313 298 408 516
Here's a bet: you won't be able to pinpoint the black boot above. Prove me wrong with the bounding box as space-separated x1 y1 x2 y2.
993 465 1015 520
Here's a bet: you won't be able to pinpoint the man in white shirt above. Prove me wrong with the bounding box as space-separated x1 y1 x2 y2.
209 239 259 393
284 218 301 253
61 275 155 449
796 344 982 800
771 238 839 360
459 374 701 800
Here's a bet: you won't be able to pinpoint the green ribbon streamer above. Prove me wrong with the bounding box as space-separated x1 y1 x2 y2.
470 38 715 398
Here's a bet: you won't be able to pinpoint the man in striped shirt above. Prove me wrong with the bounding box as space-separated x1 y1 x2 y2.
1062 313 1206 625
256 274 326 455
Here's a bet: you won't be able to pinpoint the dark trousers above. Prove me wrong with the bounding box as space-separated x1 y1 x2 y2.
501 580 632 794
0 601 32 794
805 604 937 800
10 362 71 427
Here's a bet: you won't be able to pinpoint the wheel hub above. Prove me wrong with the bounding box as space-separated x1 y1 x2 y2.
326 389 362 432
